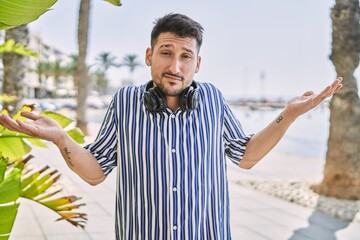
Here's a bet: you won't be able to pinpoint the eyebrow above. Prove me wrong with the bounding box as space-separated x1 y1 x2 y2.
159 44 195 54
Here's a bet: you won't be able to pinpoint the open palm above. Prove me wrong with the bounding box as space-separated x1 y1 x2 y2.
0 111 64 143
286 77 343 117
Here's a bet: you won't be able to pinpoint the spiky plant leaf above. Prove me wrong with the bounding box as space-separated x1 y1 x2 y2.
20 164 87 228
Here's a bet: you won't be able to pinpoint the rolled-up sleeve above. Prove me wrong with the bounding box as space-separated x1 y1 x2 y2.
223 101 254 165
84 98 118 175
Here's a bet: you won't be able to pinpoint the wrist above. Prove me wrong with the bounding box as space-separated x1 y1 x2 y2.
53 131 70 148
276 109 297 125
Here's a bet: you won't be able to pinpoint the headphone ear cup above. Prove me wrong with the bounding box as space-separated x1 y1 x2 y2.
144 87 167 112
180 86 199 111
188 89 199 109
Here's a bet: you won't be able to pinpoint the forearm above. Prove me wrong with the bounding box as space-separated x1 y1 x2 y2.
54 133 106 185
239 109 297 169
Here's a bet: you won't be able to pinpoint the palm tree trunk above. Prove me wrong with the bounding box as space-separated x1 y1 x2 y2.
75 0 91 135
311 0 360 200
2 25 29 114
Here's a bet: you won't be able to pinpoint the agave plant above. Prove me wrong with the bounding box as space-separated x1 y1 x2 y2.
0 105 87 240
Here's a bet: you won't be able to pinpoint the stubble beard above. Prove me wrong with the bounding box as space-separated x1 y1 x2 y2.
157 81 184 96
156 72 188 96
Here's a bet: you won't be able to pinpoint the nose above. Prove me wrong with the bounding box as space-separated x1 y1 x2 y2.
169 58 181 74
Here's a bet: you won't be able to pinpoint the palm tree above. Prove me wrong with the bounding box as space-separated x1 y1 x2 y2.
64 54 78 89
311 0 360 200
2 25 29 113
93 52 120 94
34 60 52 98
75 0 91 135
51 59 66 93
94 51 120 72
121 54 142 77
120 54 142 87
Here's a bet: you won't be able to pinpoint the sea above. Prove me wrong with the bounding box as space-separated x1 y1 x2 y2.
89 103 330 160
230 104 330 159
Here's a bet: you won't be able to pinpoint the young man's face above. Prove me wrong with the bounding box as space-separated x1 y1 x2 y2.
145 32 201 96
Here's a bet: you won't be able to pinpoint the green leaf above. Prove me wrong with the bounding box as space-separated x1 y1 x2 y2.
21 170 59 198
0 39 38 57
40 111 73 128
0 138 31 160
0 0 58 30
0 94 17 104
0 155 8 184
66 128 85 144
103 0 122 6
0 203 20 238
26 138 48 148
0 168 21 204
20 165 87 228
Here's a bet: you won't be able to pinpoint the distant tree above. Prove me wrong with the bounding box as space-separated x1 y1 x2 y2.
51 59 66 91
2 25 29 113
95 51 120 72
34 60 52 98
122 54 142 75
93 51 120 94
311 0 360 200
65 54 78 88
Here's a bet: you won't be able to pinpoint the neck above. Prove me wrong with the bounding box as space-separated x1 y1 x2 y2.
166 96 180 111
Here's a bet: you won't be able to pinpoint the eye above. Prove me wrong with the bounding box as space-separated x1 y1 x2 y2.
182 54 192 59
161 51 171 56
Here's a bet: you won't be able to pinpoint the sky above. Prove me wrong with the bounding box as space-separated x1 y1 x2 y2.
28 0 355 99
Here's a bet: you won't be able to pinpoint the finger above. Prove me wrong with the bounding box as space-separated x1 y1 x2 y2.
332 83 343 94
303 91 314 97
16 119 38 136
0 114 22 131
318 85 332 101
20 111 41 121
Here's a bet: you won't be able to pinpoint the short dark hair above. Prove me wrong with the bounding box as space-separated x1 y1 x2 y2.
151 13 204 52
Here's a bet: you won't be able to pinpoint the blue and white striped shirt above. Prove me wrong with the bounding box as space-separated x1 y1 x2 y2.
85 82 252 239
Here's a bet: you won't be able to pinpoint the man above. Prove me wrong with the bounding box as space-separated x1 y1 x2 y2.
0 13 342 239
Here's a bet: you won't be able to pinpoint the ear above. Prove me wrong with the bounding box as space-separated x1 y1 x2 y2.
195 56 202 73
145 48 152 66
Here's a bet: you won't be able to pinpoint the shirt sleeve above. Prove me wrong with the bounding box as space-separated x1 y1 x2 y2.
223 99 254 165
83 97 118 175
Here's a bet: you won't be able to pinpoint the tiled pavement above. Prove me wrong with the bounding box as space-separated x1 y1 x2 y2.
9 124 360 240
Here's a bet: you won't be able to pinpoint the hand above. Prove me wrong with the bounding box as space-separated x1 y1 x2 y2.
0 111 65 144
285 77 343 118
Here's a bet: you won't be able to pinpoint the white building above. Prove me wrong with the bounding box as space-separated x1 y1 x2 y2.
25 33 75 98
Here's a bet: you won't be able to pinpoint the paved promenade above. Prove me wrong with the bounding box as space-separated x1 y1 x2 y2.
9 123 360 240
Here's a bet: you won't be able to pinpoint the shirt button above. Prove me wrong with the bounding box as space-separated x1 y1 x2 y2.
171 149 176 153
171 115 176 119
172 187 177 192
173 225 177 231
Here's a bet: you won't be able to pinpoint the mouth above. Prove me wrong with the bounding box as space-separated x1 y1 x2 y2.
162 72 184 81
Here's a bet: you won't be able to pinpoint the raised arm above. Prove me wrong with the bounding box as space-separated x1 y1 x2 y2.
239 77 343 169
0 111 106 185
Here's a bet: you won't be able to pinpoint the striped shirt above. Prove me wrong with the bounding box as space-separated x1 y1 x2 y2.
84 82 252 239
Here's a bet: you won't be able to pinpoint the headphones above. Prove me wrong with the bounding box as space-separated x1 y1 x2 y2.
143 80 199 112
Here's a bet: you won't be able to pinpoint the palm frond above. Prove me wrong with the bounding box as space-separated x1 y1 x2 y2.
18 160 87 228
